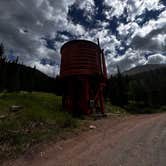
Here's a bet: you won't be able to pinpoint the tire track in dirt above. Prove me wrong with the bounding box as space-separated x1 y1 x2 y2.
4 113 166 166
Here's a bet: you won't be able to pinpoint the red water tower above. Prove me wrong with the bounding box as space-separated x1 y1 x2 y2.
60 40 107 115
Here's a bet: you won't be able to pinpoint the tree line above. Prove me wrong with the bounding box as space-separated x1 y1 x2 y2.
105 66 166 108
0 43 60 93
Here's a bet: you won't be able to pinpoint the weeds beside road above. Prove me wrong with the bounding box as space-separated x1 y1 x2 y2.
0 92 79 162
0 92 166 164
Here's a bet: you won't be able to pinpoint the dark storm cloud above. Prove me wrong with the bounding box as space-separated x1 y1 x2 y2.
0 0 71 76
131 27 166 51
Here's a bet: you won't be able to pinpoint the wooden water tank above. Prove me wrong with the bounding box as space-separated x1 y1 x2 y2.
60 40 102 77
60 40 107 115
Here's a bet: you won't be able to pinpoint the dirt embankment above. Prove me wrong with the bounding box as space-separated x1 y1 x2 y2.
4 113 166 166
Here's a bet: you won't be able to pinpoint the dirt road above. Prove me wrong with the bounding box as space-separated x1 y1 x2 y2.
5 113 166 166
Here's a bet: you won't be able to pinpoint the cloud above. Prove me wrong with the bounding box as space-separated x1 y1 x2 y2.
77 0 95 21
118 22 139 38
147 54 166 64
104 0 164 21
0 0 166 76
0 0 77 75
107 48 147 74
104 0 127 18
131 11 166 52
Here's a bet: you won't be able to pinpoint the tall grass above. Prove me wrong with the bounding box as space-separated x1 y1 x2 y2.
0 92 78 161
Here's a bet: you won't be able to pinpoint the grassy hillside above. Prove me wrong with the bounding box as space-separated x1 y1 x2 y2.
0 92 78 161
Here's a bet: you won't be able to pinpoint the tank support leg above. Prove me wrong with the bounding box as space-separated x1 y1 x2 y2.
99 86 104 114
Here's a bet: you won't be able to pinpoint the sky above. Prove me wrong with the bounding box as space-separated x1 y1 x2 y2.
0 0 166 77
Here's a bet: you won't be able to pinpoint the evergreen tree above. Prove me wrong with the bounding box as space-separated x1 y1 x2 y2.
15 56 19 64
0 43 6 63
0 43 4 57
108 66 128 106
0 43 6 91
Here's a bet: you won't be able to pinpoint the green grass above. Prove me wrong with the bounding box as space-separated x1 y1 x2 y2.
105 101 128 114
124 103 166 114
105 100 166 114
0 92 79 161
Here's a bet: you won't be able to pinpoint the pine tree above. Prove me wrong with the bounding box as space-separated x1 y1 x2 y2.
15 56 19 64
0 43 6 63
0 43 4 57
0 43 6 91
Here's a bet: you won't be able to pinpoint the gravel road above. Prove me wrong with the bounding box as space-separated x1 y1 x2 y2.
5 113 166 166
